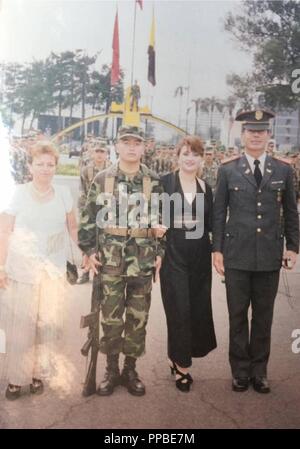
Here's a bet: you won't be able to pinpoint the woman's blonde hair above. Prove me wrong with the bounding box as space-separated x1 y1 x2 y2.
28 141 59 165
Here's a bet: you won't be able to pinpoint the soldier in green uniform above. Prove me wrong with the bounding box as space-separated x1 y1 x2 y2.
142 139 156 169
9 143 32 184
202 147 219 193
78 139 110 211
78 126 165 396
77 139 110 284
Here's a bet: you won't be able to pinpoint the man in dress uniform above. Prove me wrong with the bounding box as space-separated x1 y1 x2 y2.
78 126 165 397
213 109 299 394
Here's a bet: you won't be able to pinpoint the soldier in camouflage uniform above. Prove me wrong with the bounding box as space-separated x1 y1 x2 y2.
78 126 165 396
142 140 156 169
202 148 219 193
9 143 32 184
77 140 110 284
78 139 110 210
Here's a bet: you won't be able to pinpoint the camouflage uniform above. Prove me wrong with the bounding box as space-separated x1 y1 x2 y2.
9 146 32 184
78 162 164 359
78 161 109 212
142 147 155 170
202 161 219 192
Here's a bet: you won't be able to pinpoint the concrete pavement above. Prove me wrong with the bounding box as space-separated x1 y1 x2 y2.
0 269 299 429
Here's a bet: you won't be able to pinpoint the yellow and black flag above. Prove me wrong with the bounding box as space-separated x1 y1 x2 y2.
147 12 156 86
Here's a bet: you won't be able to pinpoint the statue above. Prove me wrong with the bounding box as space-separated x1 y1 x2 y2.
130 80 141 112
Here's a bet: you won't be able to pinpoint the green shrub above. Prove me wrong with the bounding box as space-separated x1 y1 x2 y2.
56 164 80 176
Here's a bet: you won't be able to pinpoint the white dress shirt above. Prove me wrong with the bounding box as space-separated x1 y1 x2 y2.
245 152 267 175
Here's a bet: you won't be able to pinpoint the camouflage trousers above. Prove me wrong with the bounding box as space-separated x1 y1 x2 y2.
99 274 152 358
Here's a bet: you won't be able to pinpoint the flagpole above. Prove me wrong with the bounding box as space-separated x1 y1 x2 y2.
130 1 137 86
185 58 191 132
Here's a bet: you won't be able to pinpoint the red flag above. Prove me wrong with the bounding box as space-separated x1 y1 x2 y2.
111 11 120 86
136 0 143 10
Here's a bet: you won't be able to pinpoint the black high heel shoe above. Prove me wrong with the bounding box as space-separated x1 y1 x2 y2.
175 368 193 392
169 361 193 392
5 384 21 401
169 361 176 375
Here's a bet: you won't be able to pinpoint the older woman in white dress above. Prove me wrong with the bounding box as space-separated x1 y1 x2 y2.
0 141 78 400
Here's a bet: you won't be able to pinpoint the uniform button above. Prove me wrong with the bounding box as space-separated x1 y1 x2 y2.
257 228 262 233
226 233 230 237
257 202 262 206
234 187 239 191
257 215 262 219
258 189 262 193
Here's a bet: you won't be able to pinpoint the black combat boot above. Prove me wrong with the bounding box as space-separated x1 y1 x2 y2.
120 356 145 396
97 354 120 396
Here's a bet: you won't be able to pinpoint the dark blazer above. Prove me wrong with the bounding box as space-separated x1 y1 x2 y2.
213 154 299 271
161 171 213 232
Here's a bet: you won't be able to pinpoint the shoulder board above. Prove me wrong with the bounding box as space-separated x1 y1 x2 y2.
273 156 291 165
221 155 240 165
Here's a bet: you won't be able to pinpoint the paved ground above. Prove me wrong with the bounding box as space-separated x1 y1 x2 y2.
0 176 299 429
0 266 299 429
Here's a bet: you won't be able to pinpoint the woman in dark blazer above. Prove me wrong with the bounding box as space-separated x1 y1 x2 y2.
160 135 217 392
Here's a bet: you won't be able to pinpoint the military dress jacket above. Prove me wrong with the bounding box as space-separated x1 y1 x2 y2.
213 154 299 271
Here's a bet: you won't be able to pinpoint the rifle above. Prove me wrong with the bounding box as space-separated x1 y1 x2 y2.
80 269 101 396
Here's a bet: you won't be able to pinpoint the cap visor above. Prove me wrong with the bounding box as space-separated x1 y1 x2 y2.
243 123 270 131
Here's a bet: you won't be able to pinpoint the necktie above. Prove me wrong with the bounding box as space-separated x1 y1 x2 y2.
254 159 262 186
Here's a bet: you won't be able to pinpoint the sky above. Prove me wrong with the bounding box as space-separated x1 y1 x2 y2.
0 0 253 127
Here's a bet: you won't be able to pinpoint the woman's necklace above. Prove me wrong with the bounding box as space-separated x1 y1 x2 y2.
30 183 53 198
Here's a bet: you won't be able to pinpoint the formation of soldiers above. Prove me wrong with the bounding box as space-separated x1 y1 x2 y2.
142 141 177 175
7 128 300 200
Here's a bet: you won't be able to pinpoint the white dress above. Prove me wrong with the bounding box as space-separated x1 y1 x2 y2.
0 183 74 387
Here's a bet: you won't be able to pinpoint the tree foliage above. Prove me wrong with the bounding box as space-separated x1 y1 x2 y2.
0 50 124 133
225 0 300 111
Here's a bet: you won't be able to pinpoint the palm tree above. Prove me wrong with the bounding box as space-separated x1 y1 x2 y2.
223 95 237 146
204 97 224 139
186 106 192 133
192 97 209 135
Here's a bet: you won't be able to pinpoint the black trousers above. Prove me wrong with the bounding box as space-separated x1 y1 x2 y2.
160 231 216 368
224 268 280 378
